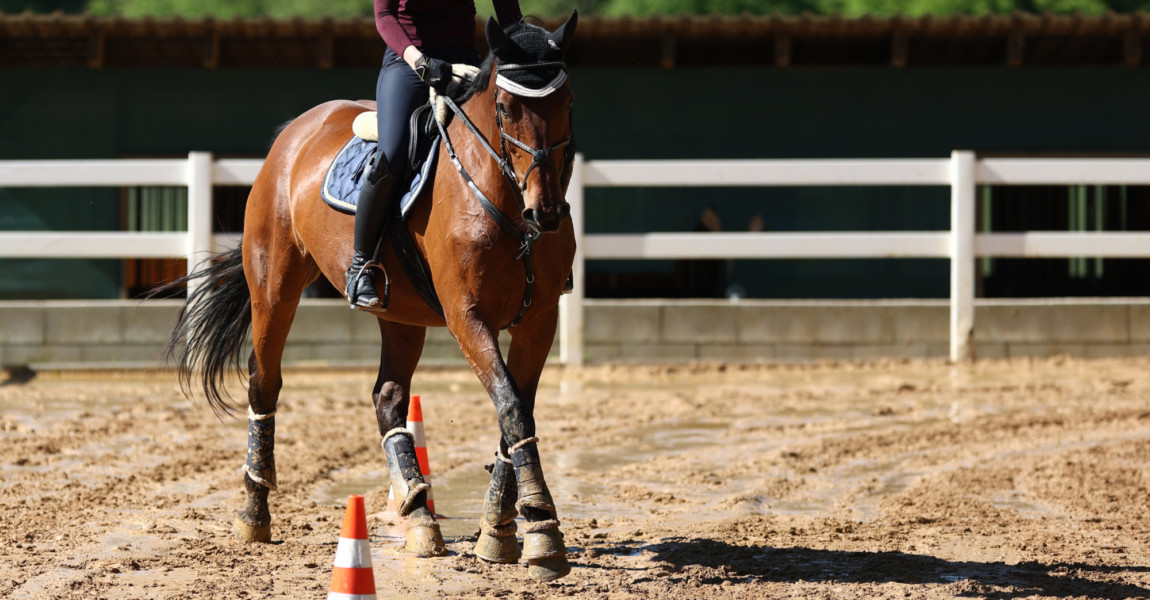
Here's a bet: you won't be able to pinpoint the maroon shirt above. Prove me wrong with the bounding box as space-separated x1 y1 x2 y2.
374 0 522 53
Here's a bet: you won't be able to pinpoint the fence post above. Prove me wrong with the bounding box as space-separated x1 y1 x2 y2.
186 152 214 299
559 153 585 367
950 150 975 362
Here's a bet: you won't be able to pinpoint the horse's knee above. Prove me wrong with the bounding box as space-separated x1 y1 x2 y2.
492 381 534 442
373 381 408 434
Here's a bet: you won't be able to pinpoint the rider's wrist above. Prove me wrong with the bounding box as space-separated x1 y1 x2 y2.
402 46 423 69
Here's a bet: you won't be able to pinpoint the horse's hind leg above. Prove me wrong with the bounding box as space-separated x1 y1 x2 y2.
233 240 318 543
371 319 445 557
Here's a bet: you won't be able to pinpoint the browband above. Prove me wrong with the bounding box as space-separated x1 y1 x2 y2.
496 71 569 98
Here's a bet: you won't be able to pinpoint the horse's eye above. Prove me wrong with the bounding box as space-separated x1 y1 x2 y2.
496 102 509 117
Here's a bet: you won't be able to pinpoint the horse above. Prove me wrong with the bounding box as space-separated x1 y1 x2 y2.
157 14 579 582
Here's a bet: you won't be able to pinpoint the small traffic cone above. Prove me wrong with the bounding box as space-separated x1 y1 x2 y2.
328 495 377 600
386 394 436 515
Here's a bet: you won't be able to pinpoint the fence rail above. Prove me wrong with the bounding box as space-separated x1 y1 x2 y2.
3 152 1150 365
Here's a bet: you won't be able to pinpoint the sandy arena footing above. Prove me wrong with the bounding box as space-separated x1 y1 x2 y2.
1 358 1149 599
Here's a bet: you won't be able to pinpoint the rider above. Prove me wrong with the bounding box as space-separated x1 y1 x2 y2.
345 0 525 309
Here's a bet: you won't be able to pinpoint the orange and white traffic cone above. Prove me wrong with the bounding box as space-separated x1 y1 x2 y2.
386 394 436 516
328 495 377 600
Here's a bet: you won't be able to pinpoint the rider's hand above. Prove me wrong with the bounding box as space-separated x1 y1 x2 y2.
414 55 453 92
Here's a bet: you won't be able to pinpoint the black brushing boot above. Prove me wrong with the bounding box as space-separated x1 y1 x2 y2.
345 151 399 309
382 430 446 557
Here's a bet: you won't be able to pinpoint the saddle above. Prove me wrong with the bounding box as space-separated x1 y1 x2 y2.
321 103 446 318
322 104 441 217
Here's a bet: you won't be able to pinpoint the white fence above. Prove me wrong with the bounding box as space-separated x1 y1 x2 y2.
4 152 1150 364
0 153 259 299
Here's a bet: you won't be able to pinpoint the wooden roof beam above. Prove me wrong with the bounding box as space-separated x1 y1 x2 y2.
660 27 675 69
318 32 333 69
86 22 104 69
891 30 908 68
202 30 219 69
775 34 790 68
1008 17 1026 67
1127 16 1143 66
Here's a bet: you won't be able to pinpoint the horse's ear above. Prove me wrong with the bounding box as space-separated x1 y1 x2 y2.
486 17 510 57
547 10 578 54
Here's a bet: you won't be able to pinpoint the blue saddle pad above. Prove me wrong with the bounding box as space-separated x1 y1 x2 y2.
321 135 439 219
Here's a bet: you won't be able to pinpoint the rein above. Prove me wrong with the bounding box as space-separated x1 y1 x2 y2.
434 62 571 329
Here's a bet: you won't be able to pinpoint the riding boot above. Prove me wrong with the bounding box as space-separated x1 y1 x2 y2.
345 151 399 309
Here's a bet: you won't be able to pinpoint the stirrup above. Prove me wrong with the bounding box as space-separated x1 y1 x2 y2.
346 258 389 310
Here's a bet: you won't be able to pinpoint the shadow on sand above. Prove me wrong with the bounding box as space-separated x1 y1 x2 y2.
577 537 1150 599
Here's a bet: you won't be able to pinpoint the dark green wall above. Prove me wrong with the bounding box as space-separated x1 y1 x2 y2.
1 66 1147 299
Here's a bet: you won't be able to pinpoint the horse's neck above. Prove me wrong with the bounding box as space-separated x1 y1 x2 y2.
450 92 513 197
454 92 498 149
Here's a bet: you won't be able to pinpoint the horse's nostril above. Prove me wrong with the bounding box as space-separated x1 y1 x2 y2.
558 203 570 220
522 207 537 224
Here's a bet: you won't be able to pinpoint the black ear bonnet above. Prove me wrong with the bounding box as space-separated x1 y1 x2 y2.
487 13 577 98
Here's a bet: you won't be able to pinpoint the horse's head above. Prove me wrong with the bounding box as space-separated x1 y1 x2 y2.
484 13 577 234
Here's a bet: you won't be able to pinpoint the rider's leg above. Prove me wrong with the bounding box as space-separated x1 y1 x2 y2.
345 48 427 309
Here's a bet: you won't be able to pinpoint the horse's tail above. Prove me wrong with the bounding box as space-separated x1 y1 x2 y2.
149 243 251 417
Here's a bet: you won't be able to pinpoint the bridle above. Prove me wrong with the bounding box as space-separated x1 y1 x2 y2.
492 61 573 196
434 59 574 329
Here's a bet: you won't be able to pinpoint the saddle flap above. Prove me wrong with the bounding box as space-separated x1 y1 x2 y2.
321 134 439 219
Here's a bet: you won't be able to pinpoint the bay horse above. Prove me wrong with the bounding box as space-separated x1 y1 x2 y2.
159 15 578 582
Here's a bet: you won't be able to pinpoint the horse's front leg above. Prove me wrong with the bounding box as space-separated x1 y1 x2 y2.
372 319 445 557
474 438 521 564
453 305 570 581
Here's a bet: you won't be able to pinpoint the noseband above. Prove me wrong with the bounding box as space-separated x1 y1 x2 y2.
434 60 573 329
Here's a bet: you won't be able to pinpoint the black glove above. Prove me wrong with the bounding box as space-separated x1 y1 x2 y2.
414 55 452 92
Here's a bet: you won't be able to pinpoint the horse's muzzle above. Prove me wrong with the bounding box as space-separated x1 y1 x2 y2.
522 202 570 233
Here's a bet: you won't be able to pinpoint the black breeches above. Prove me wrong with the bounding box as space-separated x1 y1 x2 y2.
374 47 480 176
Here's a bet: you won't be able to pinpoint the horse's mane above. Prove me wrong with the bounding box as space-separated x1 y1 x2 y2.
450 53 496 106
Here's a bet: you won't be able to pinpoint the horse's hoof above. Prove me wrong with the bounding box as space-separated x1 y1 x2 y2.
232 517 272 543
528 555 571 582
523 528 565 561
405 522 446 557
474 532 522 564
